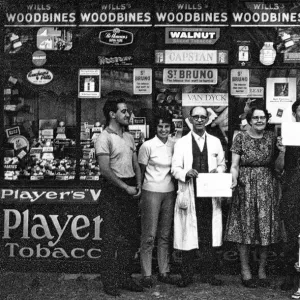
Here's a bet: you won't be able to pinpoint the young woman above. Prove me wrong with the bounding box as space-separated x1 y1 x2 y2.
138 111 177 288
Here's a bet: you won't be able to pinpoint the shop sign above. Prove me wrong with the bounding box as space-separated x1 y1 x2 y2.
163 69 217 84
0 208 103 260
239 87 264 98
32 50 46 66
231 2 300 26
155 50 228 64
133 68 152 95
182 93 228 106
26 69 53 85
98 55 133 66
231 69 250 96
78 69 101 99
165 28 220 45
0 188 102 203
99 28 133 46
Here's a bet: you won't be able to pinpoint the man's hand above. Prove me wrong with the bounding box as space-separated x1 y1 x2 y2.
209 168 218 173
295 262 300 272
186 169 199 179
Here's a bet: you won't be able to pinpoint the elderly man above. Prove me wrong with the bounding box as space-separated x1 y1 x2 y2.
172 106 226 287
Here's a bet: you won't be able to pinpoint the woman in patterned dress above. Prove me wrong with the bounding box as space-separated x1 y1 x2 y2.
225 107 281 288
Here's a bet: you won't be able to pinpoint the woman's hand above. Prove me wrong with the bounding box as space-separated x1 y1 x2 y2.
276 137 286 153
231 177 238 189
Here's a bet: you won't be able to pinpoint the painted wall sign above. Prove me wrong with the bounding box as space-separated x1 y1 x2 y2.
78 69 101 99
0 207 103 261
0 188 101 203
133 68 152 95
155 2 228 26
165 28 220 45
163 69 217 84
99 28 133 46
26 69 53 85
239 87 264 98
155 50 228 64
182 93 228 106
231 2 300 26
230 69 250 96
32 50 46 66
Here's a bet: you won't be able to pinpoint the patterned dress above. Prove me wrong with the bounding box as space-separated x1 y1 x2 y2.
225 130 281 246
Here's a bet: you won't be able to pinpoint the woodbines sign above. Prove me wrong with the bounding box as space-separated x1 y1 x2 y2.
0 188 103 261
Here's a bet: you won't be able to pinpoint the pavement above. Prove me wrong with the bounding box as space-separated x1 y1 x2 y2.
0 271 298 300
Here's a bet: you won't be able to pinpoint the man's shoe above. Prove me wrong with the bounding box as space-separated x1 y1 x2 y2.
177 277 193 288
157 273 178 285
103 285 121 296
241 278 257 288
200 275 223 286
140 276 154 288
121 278 144 292
257 278 271 287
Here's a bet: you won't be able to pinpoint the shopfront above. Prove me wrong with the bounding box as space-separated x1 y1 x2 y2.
1 0 299 272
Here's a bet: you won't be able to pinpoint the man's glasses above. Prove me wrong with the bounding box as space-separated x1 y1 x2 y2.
252 116 266 121
191 115 208 121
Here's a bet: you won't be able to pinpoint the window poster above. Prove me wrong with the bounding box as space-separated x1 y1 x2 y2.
266 77 296 123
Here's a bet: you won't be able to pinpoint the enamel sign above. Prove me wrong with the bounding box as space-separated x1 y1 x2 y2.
163 69 217 84
99 28 133 46
26 69 53 85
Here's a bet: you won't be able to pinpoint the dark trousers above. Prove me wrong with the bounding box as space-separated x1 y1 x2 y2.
99 178 139 287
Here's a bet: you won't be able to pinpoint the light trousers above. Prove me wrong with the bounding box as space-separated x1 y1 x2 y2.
140 190 175 277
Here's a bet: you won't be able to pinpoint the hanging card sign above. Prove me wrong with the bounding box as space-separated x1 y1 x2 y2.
133 68 152 95
27 69 53 85
78 69 101 98
231 69 250 96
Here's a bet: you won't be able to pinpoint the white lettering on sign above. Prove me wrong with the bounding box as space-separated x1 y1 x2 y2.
2 209 103 259
0 188 101 202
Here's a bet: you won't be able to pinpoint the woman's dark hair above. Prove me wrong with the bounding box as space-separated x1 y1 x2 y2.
292 99 300 113
246 106 271 124
103 98 127 127
154 110 175 133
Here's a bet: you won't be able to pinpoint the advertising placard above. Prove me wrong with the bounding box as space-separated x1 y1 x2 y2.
266 77 296 123
133 68 152 95
165 28 220 45
230 69 250 96
182 93 228 106
78 69 101 98
239 87 264 98
155 50 228 64
163 69 217 84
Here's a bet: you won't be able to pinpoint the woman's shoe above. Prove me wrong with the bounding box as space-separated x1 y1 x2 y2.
257 278 271 287
140 276 154 288
241 278 257 288
103 285 121 296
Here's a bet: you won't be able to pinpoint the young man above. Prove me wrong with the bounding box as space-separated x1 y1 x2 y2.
95 98 143 296
172 106 226 287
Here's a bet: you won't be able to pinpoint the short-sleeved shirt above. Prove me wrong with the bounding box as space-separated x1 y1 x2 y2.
95 127 136 178
138 136 175 192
